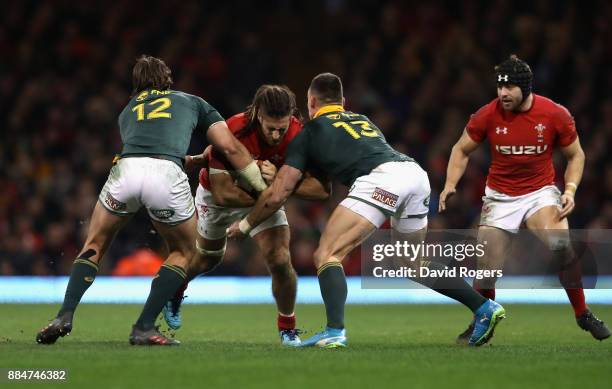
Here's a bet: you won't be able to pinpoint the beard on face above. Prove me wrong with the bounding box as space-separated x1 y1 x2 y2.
500 95 520 111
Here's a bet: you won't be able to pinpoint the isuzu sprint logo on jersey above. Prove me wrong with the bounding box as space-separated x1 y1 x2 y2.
372 187 399 207
535 123 546 142
495 145 548 155
495 127 508 134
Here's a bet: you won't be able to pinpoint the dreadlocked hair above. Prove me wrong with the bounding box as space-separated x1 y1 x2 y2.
239 85 302 137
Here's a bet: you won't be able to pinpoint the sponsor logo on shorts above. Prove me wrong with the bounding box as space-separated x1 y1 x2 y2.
151 209 175 219
423 196 430 207
104 192 126 211
198 205 208 220
481 204 494 223
372 187 399 207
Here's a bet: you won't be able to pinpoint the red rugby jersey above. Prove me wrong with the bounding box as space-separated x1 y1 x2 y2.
466 94 577 196
199 112 303 190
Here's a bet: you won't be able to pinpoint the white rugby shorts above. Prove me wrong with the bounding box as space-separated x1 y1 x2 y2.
195 184 288 240
339 161 430 232
98 157 195 224
479 185 562 232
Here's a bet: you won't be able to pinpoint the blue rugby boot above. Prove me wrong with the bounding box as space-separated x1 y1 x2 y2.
162 295 184 330
280 329 302 346
298 327 347 348
469 299 506 346
162 301 181 330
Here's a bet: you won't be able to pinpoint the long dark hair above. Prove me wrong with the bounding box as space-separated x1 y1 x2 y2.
239 85 302 137
131 55 173 96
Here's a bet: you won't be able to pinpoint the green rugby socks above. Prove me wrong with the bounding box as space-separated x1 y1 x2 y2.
318 262 348 329
416 260 487 312
58 256 99 316
135 264 187 331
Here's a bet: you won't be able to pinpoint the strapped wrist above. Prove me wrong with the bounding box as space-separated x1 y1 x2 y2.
238 161 268 192
238 218 252 234
564 182 577 197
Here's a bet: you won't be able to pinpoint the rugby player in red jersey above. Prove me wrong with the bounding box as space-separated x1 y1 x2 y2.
163 85 330 345
440 55 610 341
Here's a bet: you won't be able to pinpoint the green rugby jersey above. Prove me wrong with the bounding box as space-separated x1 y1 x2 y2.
118 89 224 166
285 105 413 186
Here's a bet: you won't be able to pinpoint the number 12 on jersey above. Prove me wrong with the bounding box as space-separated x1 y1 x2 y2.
333 120 379 139
132 98 172 121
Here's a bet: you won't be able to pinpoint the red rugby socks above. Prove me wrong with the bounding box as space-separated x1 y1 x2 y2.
277 312 296 331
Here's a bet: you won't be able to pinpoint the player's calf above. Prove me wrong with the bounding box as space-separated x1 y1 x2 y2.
266 258 297 318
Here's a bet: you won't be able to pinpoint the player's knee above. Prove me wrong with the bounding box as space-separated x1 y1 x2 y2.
194 240 225 273
263 246 290 267
182 245 197 262
200 255 223 274
268 260 295 280
313 247 339 269
548 236 571 252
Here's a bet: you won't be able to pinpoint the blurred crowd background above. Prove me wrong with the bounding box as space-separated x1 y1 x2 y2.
1 0 611 277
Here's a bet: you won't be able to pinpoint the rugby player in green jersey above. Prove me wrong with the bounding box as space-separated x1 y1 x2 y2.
228 73 506 347
36 55 267 346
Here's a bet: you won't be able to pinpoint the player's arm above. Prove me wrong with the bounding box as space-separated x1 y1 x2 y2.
260 161 330 200
227 165 303 238
439 129 480 212
294 171 331 201
206 122 267 192
558 137 585 219
184 145 212 172
209 170 256 208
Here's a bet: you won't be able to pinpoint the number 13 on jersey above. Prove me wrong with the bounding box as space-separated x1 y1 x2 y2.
333 120 380 139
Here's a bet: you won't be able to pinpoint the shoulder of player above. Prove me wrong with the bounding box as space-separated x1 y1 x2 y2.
166 89 195 102
467 99 496 128
171 90 218 111
480 98 499 116
300 117 326 134
301 110 365 132
540 94 570 112
533 94 573 122
225 112 250 133
284 115 304 137
289 115 303 129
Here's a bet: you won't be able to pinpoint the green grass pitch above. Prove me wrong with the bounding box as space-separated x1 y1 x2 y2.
1 304 611 389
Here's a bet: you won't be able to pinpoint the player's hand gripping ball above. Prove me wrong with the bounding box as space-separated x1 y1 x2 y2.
259 160 277 185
